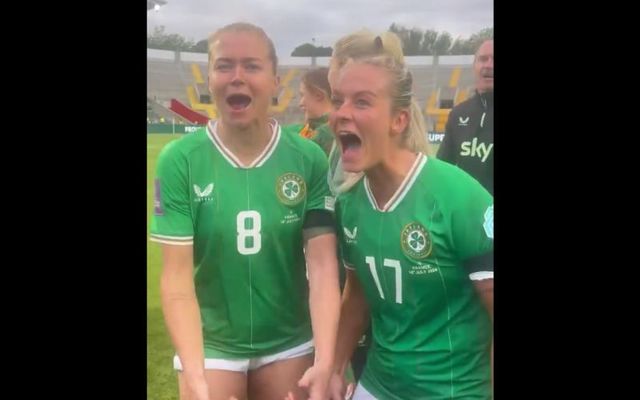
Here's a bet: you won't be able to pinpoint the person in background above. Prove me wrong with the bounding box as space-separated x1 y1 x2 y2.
437 39 493 194
297 67 334 156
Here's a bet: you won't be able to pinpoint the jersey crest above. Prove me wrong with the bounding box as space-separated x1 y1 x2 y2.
275 173 306 206
400 222 432 260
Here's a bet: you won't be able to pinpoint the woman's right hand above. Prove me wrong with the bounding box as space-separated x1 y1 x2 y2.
285 376 353 400
327 372 347 400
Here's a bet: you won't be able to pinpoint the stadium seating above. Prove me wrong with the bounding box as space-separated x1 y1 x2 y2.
147 54 475 131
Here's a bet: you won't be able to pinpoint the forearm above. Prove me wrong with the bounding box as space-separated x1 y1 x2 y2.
334 277 369 376
161 265 205 378
473 278 493 393
305 232 341 370
309 274 340 369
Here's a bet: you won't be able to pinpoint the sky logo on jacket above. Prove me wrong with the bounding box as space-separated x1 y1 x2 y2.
460 137 493 162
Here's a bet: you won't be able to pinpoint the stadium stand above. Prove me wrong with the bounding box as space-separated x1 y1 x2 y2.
147 51 476 130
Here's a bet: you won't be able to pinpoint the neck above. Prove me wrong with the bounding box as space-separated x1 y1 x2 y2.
476 90 493 108
366 149 419 209
317 104 333 117
217 119 273 166
308 107 332 125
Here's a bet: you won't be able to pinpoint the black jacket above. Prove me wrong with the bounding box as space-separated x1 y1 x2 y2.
437 91 493 195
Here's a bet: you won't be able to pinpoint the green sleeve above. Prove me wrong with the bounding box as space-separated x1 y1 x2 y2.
150 141 194 245
305 142 334 213
446 170 493 269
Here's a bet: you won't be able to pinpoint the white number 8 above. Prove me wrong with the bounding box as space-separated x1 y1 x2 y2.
237 211 261 255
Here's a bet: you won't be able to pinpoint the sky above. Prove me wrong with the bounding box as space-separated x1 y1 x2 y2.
147 0 493 56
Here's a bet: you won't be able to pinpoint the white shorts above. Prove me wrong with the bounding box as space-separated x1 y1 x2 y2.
351 382 377 400
173 339 314 373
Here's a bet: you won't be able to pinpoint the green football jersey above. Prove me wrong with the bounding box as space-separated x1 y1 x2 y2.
336 154 493 399
150 120 334 359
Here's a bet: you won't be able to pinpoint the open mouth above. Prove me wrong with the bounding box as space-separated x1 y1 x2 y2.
226 94 252 111
338 131 362 159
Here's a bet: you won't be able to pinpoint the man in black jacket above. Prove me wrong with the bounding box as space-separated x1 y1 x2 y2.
437 39 493 194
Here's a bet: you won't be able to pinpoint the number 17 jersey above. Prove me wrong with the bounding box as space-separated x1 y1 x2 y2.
336 154 494 399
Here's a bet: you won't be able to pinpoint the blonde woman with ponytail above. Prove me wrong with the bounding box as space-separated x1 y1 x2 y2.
327 31 494 400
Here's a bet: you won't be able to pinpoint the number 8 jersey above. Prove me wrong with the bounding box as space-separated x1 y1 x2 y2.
150 120 334 359
336 154 494 399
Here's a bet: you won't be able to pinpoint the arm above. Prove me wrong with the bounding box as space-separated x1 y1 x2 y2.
328 269 370 400
331 197 368 380
295 144 342 399
302 143 341 373
299 231 341 399
473 278 493 389
334 269 369 376
447 168 493 395
160 244 209 400
473 278 493 321
150 142 208 399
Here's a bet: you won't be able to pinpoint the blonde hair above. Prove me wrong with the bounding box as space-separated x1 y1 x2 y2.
208 22 278 75
330 30 404 74
328 30 431 194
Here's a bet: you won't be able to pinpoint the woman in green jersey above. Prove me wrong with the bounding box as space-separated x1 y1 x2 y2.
326 31 494 400
150 22 340 400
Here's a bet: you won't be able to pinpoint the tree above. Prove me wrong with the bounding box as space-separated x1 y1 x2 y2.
404 28 423 56
433 32 453 56
421 29 438 55
291 43 332 57
387 23 493 56
389 23 409 53
317 47 333 56
468 27 494 53
190 39 209 54
147 26 195 51
147 26 166 49
449 37 474 55
389 23 401 34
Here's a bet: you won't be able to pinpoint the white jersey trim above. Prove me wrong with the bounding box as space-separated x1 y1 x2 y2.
206 119 281 169
149 237 194 246
363 154 427 212
469 271 494 281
